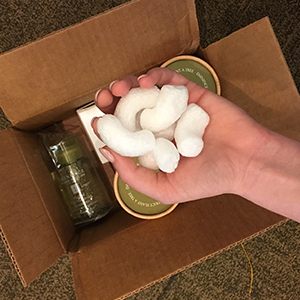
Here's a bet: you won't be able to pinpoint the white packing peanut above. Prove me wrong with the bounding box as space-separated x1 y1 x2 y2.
138 151 159 170
114 86 160 132
95 84 210 173
140 85 188 133
154 122 177 141
97 114 155 157
153 138 180 173
174 103 210 157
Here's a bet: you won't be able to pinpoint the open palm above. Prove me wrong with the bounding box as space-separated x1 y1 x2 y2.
92 68 269 204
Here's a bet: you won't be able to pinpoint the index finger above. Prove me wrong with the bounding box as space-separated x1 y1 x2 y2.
138 67 208 104
94 75 140 114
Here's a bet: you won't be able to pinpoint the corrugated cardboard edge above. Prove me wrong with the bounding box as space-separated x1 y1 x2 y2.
203 17 299 107
71 194 285 300
0 225 26 286
0 223 75 287
118 218 288 300
211 16 299 90
200 16 300 148
0 129 70 286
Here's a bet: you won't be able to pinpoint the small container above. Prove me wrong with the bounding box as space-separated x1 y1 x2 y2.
161 55 221 95
114 173 177 220
41 133 113 227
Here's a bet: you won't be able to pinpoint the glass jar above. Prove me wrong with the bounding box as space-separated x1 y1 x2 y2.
44 134 113 227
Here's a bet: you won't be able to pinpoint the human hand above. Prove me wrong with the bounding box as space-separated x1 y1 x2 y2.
91 67 270 204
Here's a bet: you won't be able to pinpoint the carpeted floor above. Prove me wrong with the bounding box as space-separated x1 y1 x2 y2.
1 0 300 299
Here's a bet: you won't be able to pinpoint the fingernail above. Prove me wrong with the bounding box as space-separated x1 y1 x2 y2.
137 74 147 81
109 80 118 91
90 116 98 127
99 148 115 163
94 89 102 103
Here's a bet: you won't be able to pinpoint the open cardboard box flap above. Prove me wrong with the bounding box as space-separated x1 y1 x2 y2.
73 196 285 300
0 0 299 299
203 18 300 140
0 129 75 285
0 0 199 131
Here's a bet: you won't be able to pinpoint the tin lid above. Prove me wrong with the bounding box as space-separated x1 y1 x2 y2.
161 55 221 95
114 173 178 220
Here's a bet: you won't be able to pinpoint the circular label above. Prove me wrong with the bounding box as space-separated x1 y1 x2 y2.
164 59 218 93
117 176 174 215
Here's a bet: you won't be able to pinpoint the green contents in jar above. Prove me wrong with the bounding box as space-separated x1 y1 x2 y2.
42 133 113 227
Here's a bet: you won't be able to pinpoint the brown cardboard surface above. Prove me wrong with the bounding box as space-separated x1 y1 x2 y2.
203 18 300 140
0 129 74 285
0 0 199 131
72 197 284 300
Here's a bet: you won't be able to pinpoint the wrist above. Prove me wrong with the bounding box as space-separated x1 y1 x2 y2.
234 128 300 221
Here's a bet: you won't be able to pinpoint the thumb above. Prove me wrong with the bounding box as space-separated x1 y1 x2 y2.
99 147 171 203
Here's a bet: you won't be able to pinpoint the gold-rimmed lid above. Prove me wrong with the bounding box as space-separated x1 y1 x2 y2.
161 55 221 95
113 173 178 220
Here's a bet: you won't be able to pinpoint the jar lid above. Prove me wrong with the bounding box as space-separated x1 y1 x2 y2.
161 55 221 95
114 173 178 220
52 136 83 166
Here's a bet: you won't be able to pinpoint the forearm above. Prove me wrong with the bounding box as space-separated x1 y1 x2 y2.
238 129 300 223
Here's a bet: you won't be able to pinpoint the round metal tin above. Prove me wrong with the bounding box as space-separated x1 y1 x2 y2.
161 55 221 95
114 173 178 220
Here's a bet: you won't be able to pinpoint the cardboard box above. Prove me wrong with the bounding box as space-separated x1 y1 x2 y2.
0 0 299 299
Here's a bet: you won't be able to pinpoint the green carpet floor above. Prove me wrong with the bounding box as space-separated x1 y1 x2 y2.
1 0 299 299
